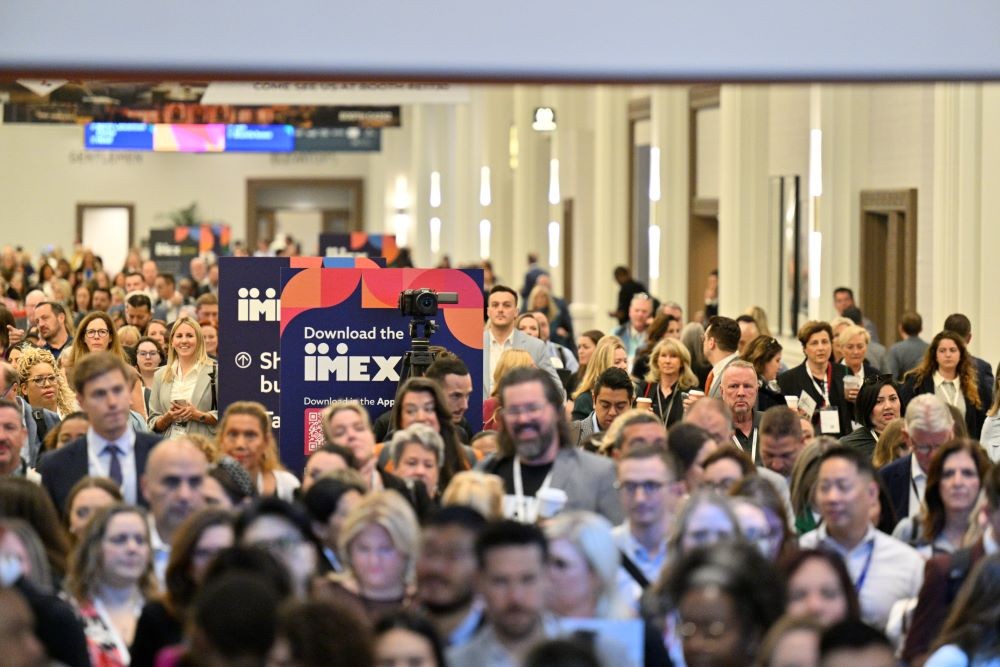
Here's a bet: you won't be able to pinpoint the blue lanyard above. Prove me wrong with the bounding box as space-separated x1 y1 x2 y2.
853 541 876 593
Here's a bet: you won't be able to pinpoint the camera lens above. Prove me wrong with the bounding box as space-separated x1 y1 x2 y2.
418 294 436 313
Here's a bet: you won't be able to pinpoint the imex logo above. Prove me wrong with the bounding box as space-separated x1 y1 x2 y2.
304 343 402 382
237 288 279 322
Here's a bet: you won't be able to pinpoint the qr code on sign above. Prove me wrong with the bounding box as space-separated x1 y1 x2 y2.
304 408 325 456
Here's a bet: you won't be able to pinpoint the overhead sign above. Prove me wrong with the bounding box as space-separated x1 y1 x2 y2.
149 225 231 277
85 123 295 152
295 126 381 152
277 267 484 474
217 256 383 441
319 233 399 263
201 81 471 106
330 106 401 128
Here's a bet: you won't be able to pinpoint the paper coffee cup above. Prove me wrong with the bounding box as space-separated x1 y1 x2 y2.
536 487 568 520
784 396 799 410
688 390 705 398
843 375 862 390
636 397 653 410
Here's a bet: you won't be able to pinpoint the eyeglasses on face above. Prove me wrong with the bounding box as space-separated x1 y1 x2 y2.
28 375 58 387
85 328 110 338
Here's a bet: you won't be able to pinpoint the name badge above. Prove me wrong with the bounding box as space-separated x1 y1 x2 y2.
819 407 841 434
798 392 817 419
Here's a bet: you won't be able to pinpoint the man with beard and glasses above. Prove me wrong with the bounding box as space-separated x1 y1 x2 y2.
479 367 622 524
416 506 489 647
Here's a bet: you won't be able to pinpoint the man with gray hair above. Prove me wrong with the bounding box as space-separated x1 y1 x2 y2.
879 394 955 529
613 292 654 364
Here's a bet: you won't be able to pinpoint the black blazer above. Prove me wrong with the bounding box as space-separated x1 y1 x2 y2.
756 378 787 413
879 453 913 527
777 362 852 437
975 356 995 415
378 467 433 521
38 431 161 517
898 375 986 440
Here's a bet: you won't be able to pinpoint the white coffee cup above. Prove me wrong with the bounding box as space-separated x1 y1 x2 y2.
536 487 568 520
784 395 799 410
635 397 653 411
688 390 705 398
843 375 862 391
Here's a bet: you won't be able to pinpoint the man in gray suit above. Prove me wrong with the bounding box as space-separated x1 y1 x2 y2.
482 285 564 400
887 311 928 380
479 367 622 524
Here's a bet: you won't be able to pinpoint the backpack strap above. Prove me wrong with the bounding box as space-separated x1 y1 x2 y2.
619 549 651 589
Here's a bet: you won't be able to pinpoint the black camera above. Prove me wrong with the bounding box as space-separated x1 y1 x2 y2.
398 288 458 317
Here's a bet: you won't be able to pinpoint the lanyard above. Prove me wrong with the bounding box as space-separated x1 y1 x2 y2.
655 382 678 422
513 457 553 523
732 428 758 463
853 541 876 593
809 363 832 406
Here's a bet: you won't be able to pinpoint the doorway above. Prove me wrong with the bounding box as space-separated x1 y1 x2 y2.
76 203 134 276
859 189 917 344
246 179 364 255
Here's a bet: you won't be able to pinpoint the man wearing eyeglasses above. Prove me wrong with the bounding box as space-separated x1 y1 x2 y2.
33 302 71 360
479 367 621 524
0 399 39 482
612 444 684 610
879 394 955 530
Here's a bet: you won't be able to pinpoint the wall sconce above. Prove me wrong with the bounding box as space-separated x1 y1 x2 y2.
479 166 491 207
429 217 441 253
429 171 441 208
479 219 491 259
548 159 560 205
649 225 661 280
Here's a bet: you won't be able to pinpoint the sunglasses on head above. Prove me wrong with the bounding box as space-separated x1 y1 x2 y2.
863 373 895 385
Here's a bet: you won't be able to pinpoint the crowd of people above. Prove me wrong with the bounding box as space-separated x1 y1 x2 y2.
0 244 998 666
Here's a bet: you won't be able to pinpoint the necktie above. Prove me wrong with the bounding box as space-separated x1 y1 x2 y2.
704 371 715 394
104 444 123 486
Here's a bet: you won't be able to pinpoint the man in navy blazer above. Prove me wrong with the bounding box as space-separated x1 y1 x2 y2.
482 285 564 401
39 352 162 516
878 394 954 529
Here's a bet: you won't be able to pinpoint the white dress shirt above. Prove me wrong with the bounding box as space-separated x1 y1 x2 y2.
799 524 924 631
908 454 927 519
934 371 966 418
86 426 138 504
487 329 513 394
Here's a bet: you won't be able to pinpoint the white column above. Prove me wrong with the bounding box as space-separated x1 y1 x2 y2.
650 87 690 309
814 85 870 321
585 85 629 333
979 84 1000 364
718 85 771 319
932 83 985 355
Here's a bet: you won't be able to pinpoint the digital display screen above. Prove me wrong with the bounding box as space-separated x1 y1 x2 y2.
85 123 296 153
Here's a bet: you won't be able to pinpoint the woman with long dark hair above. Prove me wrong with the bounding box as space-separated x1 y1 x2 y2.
901 330 986 439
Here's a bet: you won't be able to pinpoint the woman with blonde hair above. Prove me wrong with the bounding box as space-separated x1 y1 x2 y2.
148 316 218 439
637 337 699 427
571 335 627 420
116 325 140 349
16 345 78 417
66 504 157 667
314 490 420 624
441 470 504 519
872 417 909 468
483 348 535 430
544 511 631 619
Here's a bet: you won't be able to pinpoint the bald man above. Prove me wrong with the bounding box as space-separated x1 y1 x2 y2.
142 437 209 582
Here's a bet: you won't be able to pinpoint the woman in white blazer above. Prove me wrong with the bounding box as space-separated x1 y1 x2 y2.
147 316 218 439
